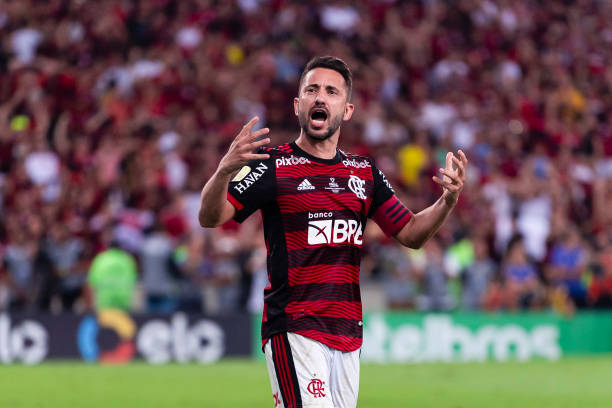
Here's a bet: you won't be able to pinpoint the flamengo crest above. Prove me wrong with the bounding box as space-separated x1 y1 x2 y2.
348 175 367 199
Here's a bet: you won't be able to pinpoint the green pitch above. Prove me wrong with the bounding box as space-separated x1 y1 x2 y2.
1 356 610 407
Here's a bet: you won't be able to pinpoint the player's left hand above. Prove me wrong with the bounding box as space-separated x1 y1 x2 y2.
432 150 467 206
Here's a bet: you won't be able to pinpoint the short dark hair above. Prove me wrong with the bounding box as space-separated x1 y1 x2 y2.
299 56 353 101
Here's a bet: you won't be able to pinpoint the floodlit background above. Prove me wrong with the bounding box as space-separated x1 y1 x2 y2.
0 0 611 406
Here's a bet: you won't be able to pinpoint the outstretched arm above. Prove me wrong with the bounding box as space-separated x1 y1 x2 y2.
394 150 467 248
198 117 270 228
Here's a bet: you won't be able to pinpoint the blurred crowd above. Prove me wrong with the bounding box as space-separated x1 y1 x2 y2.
0 0 611 316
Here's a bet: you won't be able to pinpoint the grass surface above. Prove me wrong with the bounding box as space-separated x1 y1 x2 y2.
1 356 611 407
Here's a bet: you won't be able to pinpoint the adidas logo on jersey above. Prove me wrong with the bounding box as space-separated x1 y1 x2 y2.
297 179 315 191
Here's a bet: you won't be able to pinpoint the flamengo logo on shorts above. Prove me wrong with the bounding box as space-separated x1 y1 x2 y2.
348 175 367 200
342 158 370 168
276 155 311 167
307 219 363 245
307 378 326 398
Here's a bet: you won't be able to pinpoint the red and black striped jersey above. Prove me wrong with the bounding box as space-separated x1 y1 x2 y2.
227 142 412 352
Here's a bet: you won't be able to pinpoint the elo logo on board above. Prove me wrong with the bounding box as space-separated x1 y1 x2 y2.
0 314 48 365
77 309 136 364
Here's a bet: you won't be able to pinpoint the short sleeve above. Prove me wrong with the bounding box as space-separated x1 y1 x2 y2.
227 155 275 223
368 164 413 237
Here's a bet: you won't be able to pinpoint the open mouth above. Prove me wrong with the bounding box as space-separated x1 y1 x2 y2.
310 108 328 127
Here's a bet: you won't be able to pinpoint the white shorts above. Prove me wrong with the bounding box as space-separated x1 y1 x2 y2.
264 332 360 408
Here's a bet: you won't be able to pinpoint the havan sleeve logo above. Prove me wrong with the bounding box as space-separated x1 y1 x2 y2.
231 166 251 182
233 162 268 194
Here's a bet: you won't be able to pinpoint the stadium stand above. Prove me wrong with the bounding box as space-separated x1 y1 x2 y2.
0 0 610 315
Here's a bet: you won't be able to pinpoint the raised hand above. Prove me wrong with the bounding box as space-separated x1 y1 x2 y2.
218 117 271 176
432 150 468 205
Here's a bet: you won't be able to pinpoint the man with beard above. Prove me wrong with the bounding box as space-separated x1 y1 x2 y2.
199 56 467 408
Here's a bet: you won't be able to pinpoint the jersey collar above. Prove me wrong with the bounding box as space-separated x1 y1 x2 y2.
290 142 342 165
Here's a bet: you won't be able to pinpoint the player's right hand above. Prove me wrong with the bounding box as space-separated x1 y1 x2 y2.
217 116 271 176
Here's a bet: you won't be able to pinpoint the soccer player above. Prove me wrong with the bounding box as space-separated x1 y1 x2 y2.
199 56 467 408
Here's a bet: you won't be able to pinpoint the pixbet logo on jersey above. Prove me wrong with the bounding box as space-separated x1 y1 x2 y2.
307 213 363 245
276 155 311 167
342 158 371 168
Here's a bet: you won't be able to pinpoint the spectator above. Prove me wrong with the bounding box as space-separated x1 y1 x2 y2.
173 231 213 313
547 227 590 308
501 236 544 310
415 238 455 311
87 237 138 312
43 223 85 312
462 236 496 310
381 245 416 310
4 226 38 311
0 250 11 311
140 224 179 313
245 238 268 314
588 235 612 309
